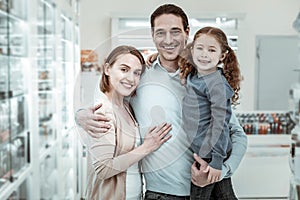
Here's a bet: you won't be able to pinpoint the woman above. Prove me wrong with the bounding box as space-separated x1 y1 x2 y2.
84 45 172 200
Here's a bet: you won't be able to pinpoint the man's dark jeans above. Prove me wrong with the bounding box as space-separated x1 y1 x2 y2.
144 190 190 200
191 178 238 200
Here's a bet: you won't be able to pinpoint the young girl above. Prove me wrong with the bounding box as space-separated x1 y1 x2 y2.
179 26 242 199
83 45 172 200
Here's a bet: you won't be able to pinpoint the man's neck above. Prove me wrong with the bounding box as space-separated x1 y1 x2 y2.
159 58 179 73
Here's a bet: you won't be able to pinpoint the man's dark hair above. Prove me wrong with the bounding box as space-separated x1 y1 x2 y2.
150 4 189 31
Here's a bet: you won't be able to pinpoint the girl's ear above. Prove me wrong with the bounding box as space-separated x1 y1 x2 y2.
103 63 110 76
220 52 226 62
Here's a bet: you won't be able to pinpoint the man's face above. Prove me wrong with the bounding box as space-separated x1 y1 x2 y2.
152 14 189 65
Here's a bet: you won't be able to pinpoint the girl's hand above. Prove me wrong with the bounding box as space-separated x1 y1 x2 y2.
143 122 172 152
207 166 221 183
146 52 159 66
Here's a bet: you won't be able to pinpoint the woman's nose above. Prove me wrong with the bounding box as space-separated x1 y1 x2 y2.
127 72 135 81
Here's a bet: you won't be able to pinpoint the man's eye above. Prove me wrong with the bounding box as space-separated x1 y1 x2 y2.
156 31 164 36
171 30 181 35
134 71 141 76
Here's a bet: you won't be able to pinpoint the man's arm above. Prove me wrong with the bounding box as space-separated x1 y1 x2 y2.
192 112 247 187
221 112 248 179
75 104 111 137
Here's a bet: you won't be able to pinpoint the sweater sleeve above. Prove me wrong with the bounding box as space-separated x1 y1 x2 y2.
207 82 231 170
87 103 133 180
221 112 248 179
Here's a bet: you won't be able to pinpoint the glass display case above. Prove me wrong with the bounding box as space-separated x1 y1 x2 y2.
74 24 80 72
56 13 78 199
0 0 80 199
58 14 74 130
0 0 31 199
35 0 59 199
37 0 57 153
39 154 58 199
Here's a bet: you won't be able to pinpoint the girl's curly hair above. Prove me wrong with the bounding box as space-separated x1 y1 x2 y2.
179 27 242 105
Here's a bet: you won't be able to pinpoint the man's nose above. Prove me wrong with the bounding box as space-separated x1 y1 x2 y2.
164 32 173 44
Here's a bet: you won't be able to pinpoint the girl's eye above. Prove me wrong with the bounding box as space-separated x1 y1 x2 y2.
121 68 128 72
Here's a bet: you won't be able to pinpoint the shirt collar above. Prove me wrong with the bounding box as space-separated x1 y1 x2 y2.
152 55 161 69
152 55 180 77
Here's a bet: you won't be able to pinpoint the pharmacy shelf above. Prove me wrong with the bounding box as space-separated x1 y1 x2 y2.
0 166 32 200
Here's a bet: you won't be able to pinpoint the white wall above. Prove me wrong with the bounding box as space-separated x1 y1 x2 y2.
79 0 300 110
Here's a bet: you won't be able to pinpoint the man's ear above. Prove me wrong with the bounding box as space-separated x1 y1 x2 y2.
151 30 155 43
185 26 190 44
103 63 110 76
186 26 190 35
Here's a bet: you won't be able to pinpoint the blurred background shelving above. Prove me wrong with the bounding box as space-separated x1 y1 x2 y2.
0 0 80 199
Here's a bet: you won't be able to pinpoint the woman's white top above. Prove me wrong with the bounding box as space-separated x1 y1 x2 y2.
126 129 142 200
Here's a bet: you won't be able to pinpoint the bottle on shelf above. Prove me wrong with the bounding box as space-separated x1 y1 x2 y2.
236 111 295 135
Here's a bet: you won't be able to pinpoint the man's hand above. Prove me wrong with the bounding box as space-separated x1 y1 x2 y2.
191 153 212 187
75 103 111 137
207 166 221 183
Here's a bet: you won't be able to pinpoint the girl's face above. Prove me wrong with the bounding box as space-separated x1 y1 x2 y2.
191 34 225 75
105 53 143 98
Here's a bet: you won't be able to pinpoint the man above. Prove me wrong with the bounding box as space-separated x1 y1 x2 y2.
76 4 247 200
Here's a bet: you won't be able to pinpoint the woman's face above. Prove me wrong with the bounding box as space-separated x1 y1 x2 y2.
105 53 143 97
192 34 225 75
